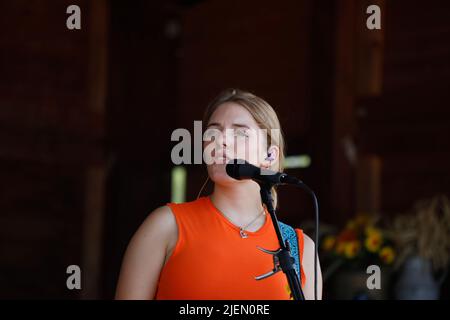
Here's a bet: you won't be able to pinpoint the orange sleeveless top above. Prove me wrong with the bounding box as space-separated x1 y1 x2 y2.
155 196 306 300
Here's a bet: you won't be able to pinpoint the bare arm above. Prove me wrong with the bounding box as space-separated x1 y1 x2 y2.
302 233 323 300
115 206 177 299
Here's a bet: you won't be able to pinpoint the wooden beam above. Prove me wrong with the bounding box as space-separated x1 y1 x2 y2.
330 0 358 222
356 154 382 214
356 0 385 97
81 0 108 300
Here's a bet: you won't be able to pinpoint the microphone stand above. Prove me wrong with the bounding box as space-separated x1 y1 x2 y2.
257 182 305 300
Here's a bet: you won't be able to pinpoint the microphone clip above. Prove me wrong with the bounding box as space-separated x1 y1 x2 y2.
255 240 297 280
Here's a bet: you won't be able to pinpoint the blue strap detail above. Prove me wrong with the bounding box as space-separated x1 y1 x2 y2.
279 221 301 282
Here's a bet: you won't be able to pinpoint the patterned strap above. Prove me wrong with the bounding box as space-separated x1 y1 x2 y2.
278 221 301 283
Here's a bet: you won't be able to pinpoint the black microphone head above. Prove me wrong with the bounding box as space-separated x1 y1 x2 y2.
226 159 291 185
226 159 258 180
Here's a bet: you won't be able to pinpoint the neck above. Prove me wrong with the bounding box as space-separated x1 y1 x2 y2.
210 180 265 226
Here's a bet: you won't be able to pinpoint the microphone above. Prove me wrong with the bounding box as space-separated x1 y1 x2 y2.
225 159 303 186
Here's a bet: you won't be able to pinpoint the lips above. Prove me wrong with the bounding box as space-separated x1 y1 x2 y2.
213 152 231 163
215 156 229 163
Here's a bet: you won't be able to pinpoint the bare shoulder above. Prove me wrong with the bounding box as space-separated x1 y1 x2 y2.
115 205 178 299
140 205 176 236
135 205 178 256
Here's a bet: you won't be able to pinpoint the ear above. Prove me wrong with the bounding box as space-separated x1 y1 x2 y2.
262 145 280 169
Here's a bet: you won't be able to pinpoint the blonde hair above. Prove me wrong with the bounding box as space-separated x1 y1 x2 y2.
202 88 286 208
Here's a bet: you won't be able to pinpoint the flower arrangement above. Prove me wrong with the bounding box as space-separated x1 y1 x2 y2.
320 214 396 281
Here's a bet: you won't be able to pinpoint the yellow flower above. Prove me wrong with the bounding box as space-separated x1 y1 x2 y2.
322 235 336 251
379 246 395 264
365 226 381 236
344 241 361 258
364 229 383 252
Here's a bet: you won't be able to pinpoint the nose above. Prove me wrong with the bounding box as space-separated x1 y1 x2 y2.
213 129 230 148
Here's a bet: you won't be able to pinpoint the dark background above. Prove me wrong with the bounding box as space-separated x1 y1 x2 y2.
0 0 449 299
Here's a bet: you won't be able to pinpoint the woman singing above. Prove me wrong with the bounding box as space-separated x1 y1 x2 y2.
115 88 323 299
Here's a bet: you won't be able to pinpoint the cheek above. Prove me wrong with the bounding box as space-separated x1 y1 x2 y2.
232 137 248 157
203 139 218 157
233 136 263 164
248 137 260 155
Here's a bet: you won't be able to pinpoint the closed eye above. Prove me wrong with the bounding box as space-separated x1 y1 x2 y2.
234 128 249 137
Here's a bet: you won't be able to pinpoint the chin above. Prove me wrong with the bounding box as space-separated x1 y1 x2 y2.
207 163 236 185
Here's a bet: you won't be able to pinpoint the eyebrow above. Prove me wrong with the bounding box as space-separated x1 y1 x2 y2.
206 122 251 129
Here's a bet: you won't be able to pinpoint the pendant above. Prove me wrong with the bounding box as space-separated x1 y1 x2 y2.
239 229 248 238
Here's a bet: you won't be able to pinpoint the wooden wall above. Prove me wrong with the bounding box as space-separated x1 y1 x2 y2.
356 0 450 214
0 0 107 299
101 0 178 298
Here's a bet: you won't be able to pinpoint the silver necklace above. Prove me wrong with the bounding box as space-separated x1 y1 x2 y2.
239 208 266 239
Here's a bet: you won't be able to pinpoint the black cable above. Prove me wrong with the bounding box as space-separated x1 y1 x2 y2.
295 182 319 300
